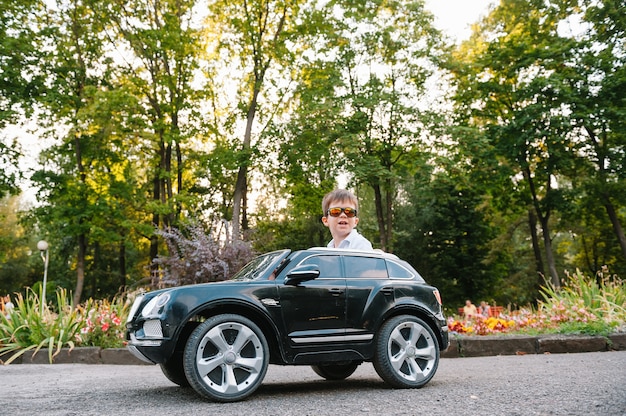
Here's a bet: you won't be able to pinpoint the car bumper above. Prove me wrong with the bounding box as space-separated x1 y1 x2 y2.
127 344 157 364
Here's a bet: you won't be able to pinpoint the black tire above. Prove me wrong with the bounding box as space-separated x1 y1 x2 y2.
311 362 360 381
183 314 269 402
373 315 440 389
160 352 190 387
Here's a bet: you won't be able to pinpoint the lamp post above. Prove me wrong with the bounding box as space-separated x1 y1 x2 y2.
37 240 49 314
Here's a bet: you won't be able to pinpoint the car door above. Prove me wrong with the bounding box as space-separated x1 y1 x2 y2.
344 255 394 342
278 254 346 345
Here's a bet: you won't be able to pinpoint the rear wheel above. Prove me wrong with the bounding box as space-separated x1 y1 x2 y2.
311 362 360 380
183 314 269 402
373 315 439 388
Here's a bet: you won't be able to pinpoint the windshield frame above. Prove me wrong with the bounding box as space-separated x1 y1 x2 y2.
230 249 291 281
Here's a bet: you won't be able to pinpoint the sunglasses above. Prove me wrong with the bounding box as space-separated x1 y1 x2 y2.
326 207 358 218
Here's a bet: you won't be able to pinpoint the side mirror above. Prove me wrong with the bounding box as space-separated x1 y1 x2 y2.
284 265 320 286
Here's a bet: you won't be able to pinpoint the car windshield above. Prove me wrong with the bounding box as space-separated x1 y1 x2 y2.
230 250 290 281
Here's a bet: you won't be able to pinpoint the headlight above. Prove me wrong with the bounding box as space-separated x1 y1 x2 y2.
141 292 171 317
126 294 144 323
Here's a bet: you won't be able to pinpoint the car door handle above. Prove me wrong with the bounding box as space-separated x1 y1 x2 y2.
380 287 394 295
328 288 344 296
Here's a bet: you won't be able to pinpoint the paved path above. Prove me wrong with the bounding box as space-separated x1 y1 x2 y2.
1 351 625 415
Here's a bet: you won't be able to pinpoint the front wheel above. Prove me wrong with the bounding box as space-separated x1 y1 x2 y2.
311 362 360 380
373 315 440 388
183 314 269 402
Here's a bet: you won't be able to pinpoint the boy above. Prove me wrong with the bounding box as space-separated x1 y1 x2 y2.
321 189 373 251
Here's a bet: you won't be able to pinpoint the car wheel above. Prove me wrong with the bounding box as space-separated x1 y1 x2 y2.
183 314 269 402
373 315 440 388
311 362 360 381
160 353 190 387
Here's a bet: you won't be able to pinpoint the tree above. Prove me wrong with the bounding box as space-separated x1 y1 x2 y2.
311 0 444 252
0 0 46 198
395 171 504 308
569 0 626 265
448 0 587 287
28 0 115 304
0 195 39 293
254 55 347 251
204 0 304 241
97 0 207 269
272 1 439 251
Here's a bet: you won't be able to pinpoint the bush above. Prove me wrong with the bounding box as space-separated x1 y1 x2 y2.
74 296 132 349
152 223 256 287
0 287 82 364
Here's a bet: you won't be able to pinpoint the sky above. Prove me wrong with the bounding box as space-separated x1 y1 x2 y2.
424 0 494 42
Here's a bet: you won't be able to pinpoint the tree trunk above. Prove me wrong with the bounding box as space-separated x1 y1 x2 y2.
73 233 86 305
73 131 87 305
539 214 560 287
603 195 626 261
119 238 127 290
524 166 559 287
150 174 160 270
232 165 247 241
584 126 626 261
384 179 393 252
373 183 387 251
232 87 259 241
528 209 545 284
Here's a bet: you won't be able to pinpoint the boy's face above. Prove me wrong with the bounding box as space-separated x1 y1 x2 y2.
322 199 359 240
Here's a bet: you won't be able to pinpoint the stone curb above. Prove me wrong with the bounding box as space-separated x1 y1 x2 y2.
2 333 625 364
2 347 151 365
441 332 626 358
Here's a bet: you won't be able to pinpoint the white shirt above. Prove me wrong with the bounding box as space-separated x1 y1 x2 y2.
327 229 373 251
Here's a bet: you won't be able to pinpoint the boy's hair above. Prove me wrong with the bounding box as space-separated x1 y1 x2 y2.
322 189 359 215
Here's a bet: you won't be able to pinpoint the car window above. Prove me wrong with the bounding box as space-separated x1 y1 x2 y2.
300 255 342 278
231 250 290 281
386 260 416 280
343 256 388 279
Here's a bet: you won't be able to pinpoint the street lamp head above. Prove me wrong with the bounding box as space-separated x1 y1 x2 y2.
37 240 49 251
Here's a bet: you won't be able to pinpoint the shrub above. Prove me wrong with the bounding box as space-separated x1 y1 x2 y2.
537 267 625 335
75 296 130 349
0 287 82 364
153 223 255 287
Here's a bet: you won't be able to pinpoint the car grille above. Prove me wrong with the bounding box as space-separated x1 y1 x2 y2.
143 319 163 338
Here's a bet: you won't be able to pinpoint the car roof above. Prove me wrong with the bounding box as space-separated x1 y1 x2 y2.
303 247 400 260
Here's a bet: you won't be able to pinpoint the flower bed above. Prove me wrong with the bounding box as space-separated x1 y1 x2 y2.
448 268 625 336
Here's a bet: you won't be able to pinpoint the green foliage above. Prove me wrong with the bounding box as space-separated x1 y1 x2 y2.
538 267 626 334
0 287 141 362
0 287 82 364
0 140 22 199
76 297 131 349
395 173 504 309
1 0 625 314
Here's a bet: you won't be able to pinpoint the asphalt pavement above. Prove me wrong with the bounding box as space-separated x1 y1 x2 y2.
1 351 625 415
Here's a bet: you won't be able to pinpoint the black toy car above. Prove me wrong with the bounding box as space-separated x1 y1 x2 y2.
126 247 449 402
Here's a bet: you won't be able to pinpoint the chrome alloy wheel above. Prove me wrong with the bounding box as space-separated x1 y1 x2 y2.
373 315 440 388
184 314 269 402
